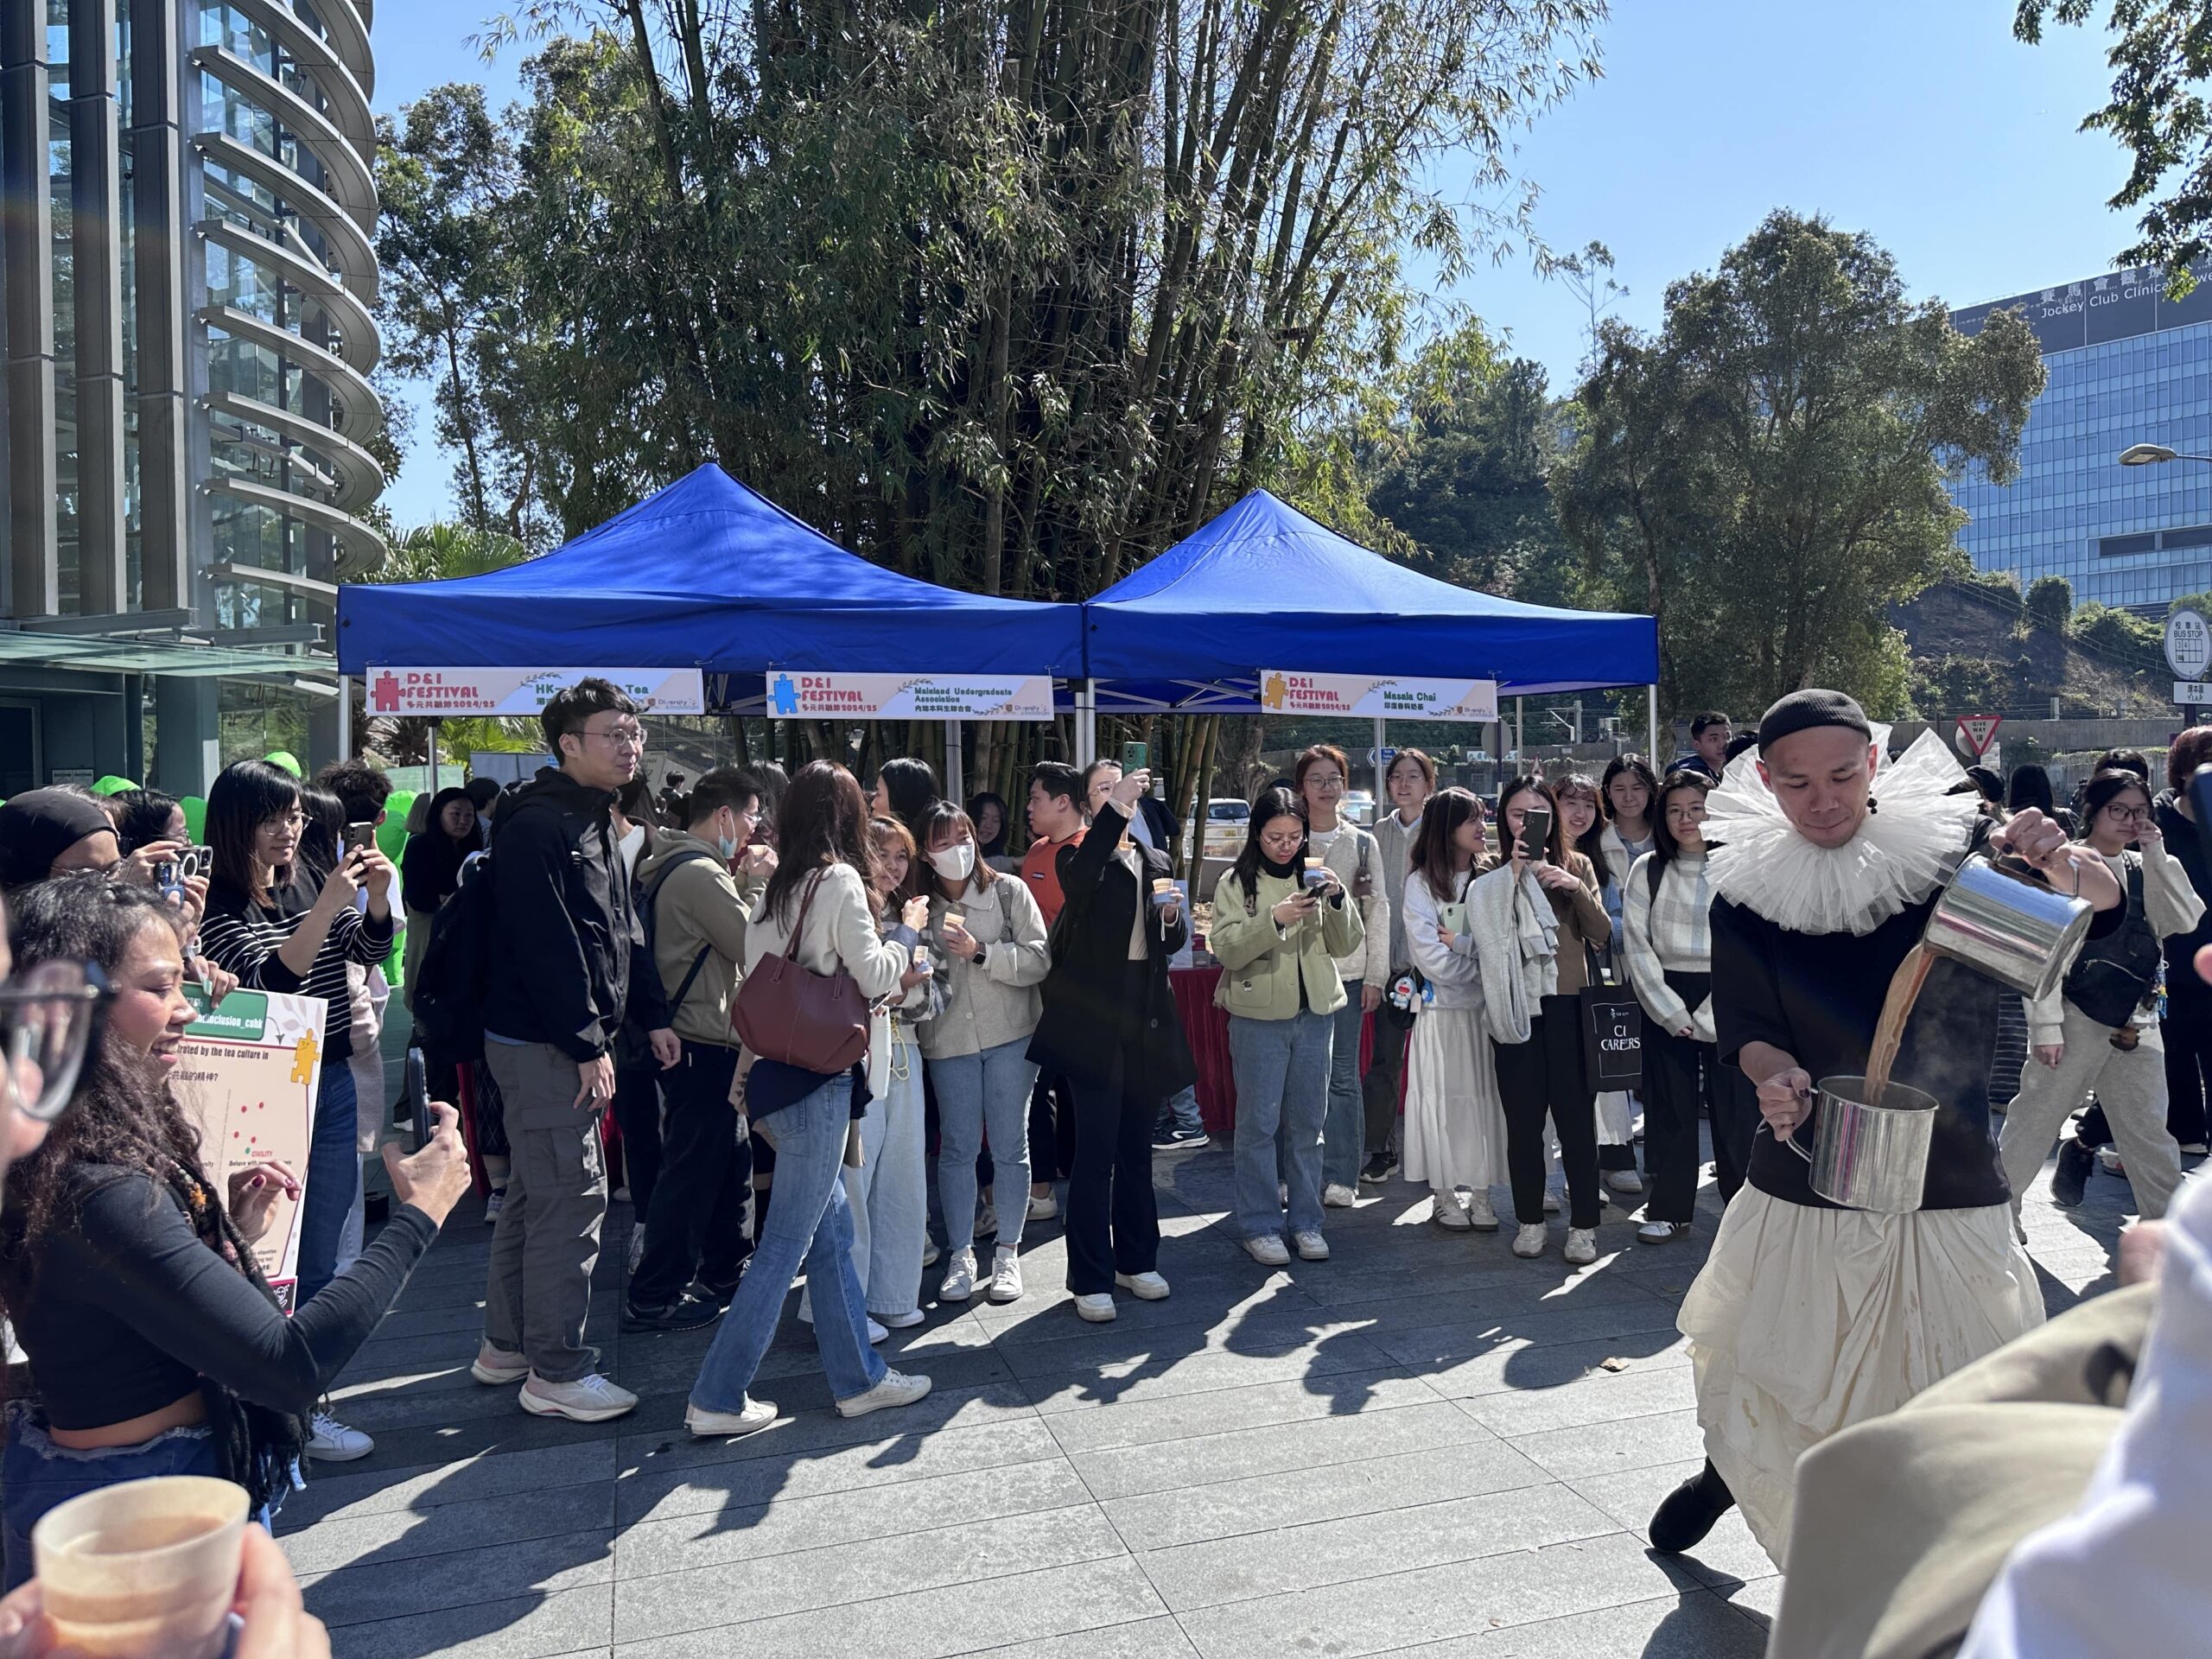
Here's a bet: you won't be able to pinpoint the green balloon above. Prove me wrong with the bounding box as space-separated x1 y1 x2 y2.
378 791 415 865
92 775 138 796
181 797 207 842
264 751 302 779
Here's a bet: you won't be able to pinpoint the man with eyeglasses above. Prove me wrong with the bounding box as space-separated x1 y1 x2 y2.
472 679 652 1424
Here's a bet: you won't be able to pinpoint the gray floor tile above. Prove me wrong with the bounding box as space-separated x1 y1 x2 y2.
1501 1408 1710 1481
1452 1363 1698 1438
1040 1367 1436 1456
1069 1396 1495 1501
283 1440 618 1529
1376 1590 1770 1657
282 1479 613 1576
314 1585 612 1659
299 1528 612 1627
963 1613 1200 1658
1020 1333 1402 1414
1561 1458 1779 1589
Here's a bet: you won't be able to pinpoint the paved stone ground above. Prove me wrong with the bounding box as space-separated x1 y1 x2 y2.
283 1103 2138 1659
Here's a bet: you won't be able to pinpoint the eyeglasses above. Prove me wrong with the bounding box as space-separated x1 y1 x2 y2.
1305 774 1345 788
1 961 109 1124
257 811 305 832
582 723 647 751
2106 805 2152 824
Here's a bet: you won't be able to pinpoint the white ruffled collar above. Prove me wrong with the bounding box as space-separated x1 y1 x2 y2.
1706 730 1980 937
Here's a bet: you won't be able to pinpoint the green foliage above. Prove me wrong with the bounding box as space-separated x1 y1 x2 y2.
2026 574 2074 629
2015 2 2212 295
1550 210 2047 720
2069 599 2164 669
2171 588 2212 619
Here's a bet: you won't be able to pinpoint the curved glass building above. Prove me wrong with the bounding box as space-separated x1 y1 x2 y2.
1 0 384 792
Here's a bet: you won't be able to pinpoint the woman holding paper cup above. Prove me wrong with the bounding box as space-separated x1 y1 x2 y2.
0 876 474 1590
1208 789 1363 1265
917 801 1050 1304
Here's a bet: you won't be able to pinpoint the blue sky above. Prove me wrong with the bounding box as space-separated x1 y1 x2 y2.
369 0 2139 529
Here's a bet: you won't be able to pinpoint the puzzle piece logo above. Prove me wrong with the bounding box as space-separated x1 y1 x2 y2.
372 671 400 713
289 1030 320 1084
771 673 800 716
1262 671 1287 711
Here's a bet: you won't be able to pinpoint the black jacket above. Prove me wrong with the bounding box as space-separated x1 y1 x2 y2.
480 767 642 1062
2156 789 2212 999
1027 799 1197 1095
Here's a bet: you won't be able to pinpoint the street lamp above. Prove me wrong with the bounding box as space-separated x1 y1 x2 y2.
2119 442 2212 465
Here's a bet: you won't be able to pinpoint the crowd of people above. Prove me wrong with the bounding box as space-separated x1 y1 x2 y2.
0 684 2209 1651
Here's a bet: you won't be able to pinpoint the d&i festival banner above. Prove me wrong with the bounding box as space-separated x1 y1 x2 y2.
770 671 1055 721
174 988 327 1311
1259 671 1500 722
367 667 706 717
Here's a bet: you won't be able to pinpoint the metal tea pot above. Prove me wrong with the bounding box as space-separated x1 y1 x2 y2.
1921 849 2093 1002
1779 1075 1941 1214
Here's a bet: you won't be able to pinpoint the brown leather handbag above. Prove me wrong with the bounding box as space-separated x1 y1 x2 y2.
732 868 873 1073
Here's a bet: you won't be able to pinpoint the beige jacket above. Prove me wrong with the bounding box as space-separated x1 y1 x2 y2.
637 830 765 1047
919 874 1051 1059
741 861 910 1084
1207 868 1363 1020
1310 823 1391 989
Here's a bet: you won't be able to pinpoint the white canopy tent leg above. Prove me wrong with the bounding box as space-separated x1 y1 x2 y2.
945 719 964 802
1647 685 1658 763
338 677 353 761
1076 681 1096 767
428 719 441 798
1373 716 1386 814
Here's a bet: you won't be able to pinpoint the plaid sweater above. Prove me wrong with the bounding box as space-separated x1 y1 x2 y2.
1621 849 1714 1043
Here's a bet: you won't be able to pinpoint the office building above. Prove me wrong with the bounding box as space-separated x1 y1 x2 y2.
1 0 385 796
1948 264 2212 614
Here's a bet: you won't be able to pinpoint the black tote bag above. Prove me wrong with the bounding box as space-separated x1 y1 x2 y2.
1580 948 1644 1092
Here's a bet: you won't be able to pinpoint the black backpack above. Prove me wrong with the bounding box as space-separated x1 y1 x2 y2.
2063 855 2162 1030
411 849 497 1065
642 848 720 1016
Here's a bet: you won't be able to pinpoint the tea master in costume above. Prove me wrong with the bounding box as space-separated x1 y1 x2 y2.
1648 690 2121 1565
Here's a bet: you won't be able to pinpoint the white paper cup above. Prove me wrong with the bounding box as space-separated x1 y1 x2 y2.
33 1475 248 1659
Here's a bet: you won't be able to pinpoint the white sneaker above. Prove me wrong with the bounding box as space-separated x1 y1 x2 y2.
1322 1183 1357 1209
306 1413 373 1462
1432 1193 1473 1230
1115 1270 1170 1300
484 1187 505 1224
1542 1189 1562 1214
939 1249 980 1302
518 1372 639 1423
836 1369 932 1418
987 1249 1025 1303
685 1396 775 1438
1605 1169 1644 1196
1027 1191 1059 1222
1243 1234 1291 1267
976 1198 1000 1237
880 1307 926 1328
1512 1223 1547 1259
1637 1220 1691 1245
1463 1188 1499 1231
1564 1227 1599 1266
921 1236 941 1268
1075 1292 1117 1322
1293 1230 1330 1262
470 1341 530 1386
626 1230 645 1274
867 1318 888 1344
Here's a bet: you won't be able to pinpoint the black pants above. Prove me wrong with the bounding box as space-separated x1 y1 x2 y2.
1029 1072 1077 1185
1065 1046 1160 1295
1708 1061 1756 1206
2166 988 2212 1146
1491 997 1601 1228
631 1042 749 1307
611 1059 664 1217
1642 1025 1711 1225
1363 996 1414 1156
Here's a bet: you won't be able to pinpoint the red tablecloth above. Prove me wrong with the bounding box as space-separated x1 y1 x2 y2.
1170 964 1376 1136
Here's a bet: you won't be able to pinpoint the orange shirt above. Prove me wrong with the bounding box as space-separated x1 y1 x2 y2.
1020 829 1085 925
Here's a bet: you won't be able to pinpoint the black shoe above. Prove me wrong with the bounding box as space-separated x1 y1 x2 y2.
2051 1138 2094 1208
1361 1152 1397 1184
1649 1462 1735 1554
1153 1126 1208 1152
622 1290 722 1333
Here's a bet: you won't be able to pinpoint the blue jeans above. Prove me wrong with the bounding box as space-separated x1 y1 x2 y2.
1 1407 251 1592
931 1039 1038 1255
1230 1010 1332 1238
691 1074 884 1411
1323 983 1365 1188
1155 1084 1204 1136
852 1038 929 1319
296 1062 362 1302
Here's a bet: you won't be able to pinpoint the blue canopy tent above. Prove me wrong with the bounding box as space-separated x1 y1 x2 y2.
337 463 1084 685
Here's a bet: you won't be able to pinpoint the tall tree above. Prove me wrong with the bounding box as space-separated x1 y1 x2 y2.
1550 210 2047 717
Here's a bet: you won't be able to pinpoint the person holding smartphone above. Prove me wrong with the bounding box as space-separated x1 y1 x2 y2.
196 760 397 1463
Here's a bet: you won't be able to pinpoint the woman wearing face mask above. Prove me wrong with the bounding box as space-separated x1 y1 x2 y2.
1994 769 2196 1226
917 803 1049 1303
1400 788 1510 1230
0 876 472 1587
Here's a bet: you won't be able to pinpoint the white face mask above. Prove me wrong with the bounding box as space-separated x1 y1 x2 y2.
929 842 976 882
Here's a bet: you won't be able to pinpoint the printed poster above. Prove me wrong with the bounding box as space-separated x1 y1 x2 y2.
1259 671 1498 722
368 667 705 717
174 988 327 1311
769 671 1054 721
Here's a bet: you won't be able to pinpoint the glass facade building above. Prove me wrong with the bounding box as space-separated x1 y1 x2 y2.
0 0 384 793
1949 265 2212 613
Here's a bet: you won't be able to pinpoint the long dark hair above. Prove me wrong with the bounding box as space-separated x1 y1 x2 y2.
207 760 302 900
875 756 938 834
869 816 924 909
1554 772 1607 870
2005 764 2056 817
1650 769 1715 868
405 787 483 906
2078 768 2152 841
109 788 181 855
965 791 1011 859
297 785 346 878
760 761 879 924
916 801 1000 899
1410 787 1485 903
0 877 309 1505
1230 787 1306 905
1599 754 1661 830
1497 775 1566 866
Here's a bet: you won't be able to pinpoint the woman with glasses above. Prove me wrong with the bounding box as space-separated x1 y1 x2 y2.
1996 768 2200 1224
0 876 472 1589
196 760 397 1464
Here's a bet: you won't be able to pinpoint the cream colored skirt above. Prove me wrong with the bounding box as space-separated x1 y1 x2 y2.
1679 1185 2046 1566
1594 1090 1635 1146
1402 1005 1509 1193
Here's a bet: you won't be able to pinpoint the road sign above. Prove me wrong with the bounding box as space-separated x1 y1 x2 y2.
1368 747 1397 766
2178 681 2212 707
2166 609 2211 680
1955 715 2003 758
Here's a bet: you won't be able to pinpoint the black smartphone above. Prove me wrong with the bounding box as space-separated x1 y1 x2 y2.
1516 806 1552 862
405 1047 431 1152
155 858 184 905
343 822 376 855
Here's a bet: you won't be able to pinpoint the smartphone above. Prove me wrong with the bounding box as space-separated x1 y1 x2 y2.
404 1047 431 1152
1516 806 1552 862
155 859 185 905
343 822 377 855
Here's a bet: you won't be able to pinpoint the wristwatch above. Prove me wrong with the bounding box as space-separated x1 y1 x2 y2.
972 942 988 968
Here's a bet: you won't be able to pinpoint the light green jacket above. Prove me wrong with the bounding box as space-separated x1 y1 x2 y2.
1208 868 1363 1021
